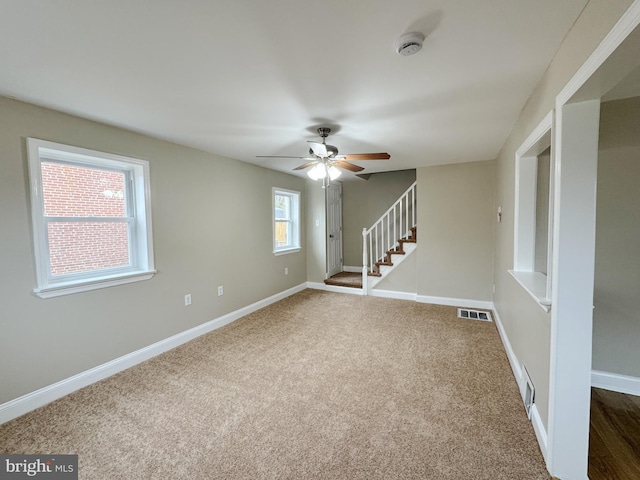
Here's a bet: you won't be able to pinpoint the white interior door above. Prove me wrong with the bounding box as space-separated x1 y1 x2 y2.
326 182 343 278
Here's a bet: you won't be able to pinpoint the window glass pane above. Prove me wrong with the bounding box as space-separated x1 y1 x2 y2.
274 194 290 220
275 220 290 248
47 222 130 276
41 162 127 217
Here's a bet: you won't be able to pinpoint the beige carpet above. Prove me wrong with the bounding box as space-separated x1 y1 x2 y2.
0 290 549 479
324 271 363 288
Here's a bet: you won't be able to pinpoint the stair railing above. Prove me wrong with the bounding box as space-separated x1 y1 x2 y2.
362 181 417 293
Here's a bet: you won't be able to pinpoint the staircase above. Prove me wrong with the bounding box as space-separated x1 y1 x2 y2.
362 181 417 293
323 181 417 291
368 226 417 277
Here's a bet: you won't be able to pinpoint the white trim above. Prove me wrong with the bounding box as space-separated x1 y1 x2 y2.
508 270 551 312
35 271 156 298
26 138 155 297
273 187 301 254
306 281 364 296
548 99 601 480
273 247 301 256
415 295 493 310
546 3 640 478
369 289 417 301
342 265 361 273
513 111 553 309
0 282 307 425
515 111 554 159
556 1 640 107
531 404 549 463
493 308 548 462
592 370 640 397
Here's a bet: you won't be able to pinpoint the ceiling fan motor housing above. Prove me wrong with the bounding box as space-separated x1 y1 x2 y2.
309 144 338 157
317 127 331 138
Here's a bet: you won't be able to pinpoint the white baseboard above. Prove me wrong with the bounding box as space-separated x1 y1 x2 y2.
531 404 548 463
415 295 493 310
306 281 364 296
592 370 640 397
493 307 548 462
0 283 308 425
369 289 417 301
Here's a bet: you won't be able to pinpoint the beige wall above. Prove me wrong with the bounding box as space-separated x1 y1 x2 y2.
0 96 307 404
492 0 635 429
416 161 495 302
342 170 416 267
593 96 640 377
374 252 417 293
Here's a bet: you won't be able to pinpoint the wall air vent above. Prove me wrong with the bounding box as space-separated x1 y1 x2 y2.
522 366 535 420
457 308 493 322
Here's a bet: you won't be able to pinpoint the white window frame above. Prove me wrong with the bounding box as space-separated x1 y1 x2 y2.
272 187 301 255
27 138 156 298
509 111 554 311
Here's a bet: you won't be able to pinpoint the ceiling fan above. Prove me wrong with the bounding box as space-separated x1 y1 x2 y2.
257 128 390 185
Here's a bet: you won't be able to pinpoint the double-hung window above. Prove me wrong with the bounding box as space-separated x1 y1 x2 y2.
273 188 300 255
27 138 155 298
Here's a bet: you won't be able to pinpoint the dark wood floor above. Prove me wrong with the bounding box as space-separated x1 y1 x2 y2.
589 388 640 480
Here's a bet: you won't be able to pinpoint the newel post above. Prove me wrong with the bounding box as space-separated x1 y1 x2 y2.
362 227 368 295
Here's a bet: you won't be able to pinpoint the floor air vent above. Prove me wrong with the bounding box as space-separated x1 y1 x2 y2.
457 308 493 322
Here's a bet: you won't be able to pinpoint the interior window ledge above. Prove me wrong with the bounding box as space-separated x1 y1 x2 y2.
508 270 551 312
34 270 156 298
274 247 301 256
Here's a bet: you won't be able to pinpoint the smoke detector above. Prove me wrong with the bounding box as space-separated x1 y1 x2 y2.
395 32 425 56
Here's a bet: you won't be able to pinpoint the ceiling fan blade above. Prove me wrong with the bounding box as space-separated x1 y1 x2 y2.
334 160 365 172
342 153 390 161
307 141 328 158
293 161 318 170
256 155 312 159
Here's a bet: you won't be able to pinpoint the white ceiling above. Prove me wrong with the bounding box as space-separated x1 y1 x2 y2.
0 1 589 179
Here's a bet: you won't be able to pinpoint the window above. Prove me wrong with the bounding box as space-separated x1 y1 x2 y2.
273 188 300 255
27 138 155 298
510 111 553 311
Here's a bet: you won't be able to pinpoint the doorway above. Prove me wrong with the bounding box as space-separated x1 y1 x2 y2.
326 182 343 278
548 4 640 478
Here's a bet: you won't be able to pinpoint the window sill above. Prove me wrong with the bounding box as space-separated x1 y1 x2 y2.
34 270 156 298
274 247 301 256
508 270 551 312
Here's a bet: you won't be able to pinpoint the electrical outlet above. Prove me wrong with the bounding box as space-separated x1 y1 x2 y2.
184 294 192 306
217 285 223 296
284 267 288 275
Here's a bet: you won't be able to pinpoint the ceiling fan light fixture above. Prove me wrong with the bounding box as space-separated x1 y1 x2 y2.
307 163 327 180
395 32 425 56
328 165 342 181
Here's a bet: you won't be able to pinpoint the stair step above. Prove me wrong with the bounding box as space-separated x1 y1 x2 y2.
376 261 393 267
387 249 406 256
367 272 382 277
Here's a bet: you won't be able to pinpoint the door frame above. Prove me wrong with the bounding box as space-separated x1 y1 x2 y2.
547 2 640 478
